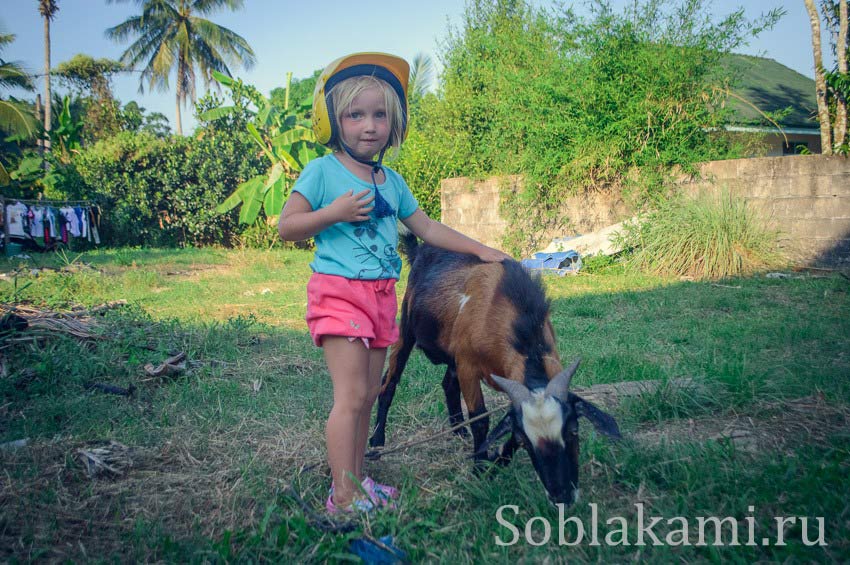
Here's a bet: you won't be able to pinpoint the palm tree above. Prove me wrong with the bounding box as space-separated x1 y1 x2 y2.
38 0 59 153
0 32 37 183
106 0 255 135
0 32 37 139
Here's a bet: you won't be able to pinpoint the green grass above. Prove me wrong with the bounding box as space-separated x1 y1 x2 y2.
1 248 848 562
616 189 785 280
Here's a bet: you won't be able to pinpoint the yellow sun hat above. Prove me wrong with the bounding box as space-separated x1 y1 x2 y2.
311 52 410 146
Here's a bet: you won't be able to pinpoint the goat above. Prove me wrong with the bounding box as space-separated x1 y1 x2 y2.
368 233 620 505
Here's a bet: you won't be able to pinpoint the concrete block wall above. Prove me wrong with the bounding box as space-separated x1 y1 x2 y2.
682 155 850 265
440 177 513 250
441 175 630 252
440 155 850 266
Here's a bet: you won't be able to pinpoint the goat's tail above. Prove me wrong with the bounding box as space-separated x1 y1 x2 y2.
399 231 419 264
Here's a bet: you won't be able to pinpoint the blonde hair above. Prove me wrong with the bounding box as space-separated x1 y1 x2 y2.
330 75 405 155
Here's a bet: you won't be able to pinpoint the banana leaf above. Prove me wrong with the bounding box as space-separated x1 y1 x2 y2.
246 123 276 163
263 176 286 217
211 70 236 87
198 106 238 121
238 183 265 225
216 174 264 214
271 126 314 148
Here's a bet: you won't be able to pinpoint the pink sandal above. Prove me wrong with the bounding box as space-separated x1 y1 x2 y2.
362 477 399 507
326 486 375 514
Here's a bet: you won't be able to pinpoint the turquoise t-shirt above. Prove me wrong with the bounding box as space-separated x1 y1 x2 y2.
292 154 419 280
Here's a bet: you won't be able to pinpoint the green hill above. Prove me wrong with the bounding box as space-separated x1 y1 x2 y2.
723 54 817 129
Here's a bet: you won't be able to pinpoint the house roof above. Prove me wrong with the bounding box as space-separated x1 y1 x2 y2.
723 54 818 130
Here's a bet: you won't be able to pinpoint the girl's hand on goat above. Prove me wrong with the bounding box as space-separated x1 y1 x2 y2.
328 189 375 223
477 246 513 263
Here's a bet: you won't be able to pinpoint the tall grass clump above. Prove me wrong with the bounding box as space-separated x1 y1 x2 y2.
617 189 785 279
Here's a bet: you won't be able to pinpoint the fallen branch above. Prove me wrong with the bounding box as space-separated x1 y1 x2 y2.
69 300 128 317
143 352 187 379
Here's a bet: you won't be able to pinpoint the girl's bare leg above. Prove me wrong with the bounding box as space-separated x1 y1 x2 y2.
355 347 387 477
322 336 371 507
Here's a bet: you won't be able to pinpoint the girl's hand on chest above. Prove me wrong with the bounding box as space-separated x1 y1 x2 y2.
327 189 375 223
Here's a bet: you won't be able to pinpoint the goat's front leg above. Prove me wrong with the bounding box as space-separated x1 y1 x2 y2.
457 365 489 474
442 364 469 438
368 320 415 456
495 433 520 466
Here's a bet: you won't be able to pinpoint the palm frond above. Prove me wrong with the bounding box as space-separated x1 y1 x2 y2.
141 0 180 21
116 25 172 68
409 52 436 99
0 99 39 139
38 0 60 19
105 16 150 42
191 36 230 79
192 0 245 16
190 18 255 69
0 61 35 91
0 33 16 49
148 36 177 92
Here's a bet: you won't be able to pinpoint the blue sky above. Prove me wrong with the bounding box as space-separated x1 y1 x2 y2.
2 0 821 133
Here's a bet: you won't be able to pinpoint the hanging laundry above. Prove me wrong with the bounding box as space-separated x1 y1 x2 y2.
45 207 58 239
88 206 101 245
6 202 29 237
59 206 81 237
73 206 88 239
31 206 46 239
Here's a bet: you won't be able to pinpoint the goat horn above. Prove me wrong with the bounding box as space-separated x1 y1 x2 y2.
544 357 581 401
490 374 532 410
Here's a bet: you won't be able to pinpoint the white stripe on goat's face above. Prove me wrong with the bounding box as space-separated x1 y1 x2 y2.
520 392 564 448
458 294 471 312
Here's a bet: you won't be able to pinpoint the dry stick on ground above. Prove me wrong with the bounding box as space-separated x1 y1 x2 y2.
368 378 702 459
366 403 511 459
0 301 129 343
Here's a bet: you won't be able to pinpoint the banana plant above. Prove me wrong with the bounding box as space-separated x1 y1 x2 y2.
52 96 83 163
204 70 326 224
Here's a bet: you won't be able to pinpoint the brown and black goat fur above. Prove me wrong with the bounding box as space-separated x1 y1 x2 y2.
369 234 620 504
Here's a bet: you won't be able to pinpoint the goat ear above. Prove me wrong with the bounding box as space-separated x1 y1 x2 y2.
570 393 621 440
491 374 531 410
544 357 581 401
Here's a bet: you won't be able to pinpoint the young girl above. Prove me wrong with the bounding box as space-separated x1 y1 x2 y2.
278 53 510 513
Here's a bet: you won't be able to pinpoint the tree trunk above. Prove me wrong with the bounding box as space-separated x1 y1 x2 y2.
175 94 183 136
836 0 848 147
43 13 52 154
35 94 43 155
806 0 833 154
175 56 184 136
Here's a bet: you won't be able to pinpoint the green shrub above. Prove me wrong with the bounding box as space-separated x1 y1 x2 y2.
398 0 780 253
73 130 264 247
616 189 785 279
234 219 309 250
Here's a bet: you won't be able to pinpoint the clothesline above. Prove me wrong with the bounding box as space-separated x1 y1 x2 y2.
0 198 92 205
2 198 101 248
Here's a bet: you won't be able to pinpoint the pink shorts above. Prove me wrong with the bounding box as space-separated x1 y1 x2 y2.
306 273 399 349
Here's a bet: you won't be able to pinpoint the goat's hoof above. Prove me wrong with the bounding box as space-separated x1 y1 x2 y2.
472 458 496 477
451 426 470 439
494 455 512 467
365 448 383 461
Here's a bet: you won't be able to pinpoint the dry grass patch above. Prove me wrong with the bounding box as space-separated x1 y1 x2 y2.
632 394 850 453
